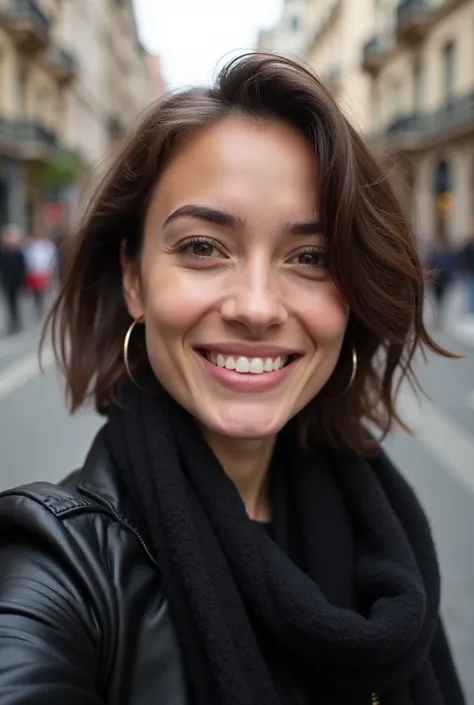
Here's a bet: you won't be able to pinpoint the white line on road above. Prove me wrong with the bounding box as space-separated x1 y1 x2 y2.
397 388 474 497
0 334 33 361
0 348 54 400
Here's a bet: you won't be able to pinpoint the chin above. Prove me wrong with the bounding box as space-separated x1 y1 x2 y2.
200 403 289 441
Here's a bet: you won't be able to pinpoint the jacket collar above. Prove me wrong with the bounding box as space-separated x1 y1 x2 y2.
78 426 142 526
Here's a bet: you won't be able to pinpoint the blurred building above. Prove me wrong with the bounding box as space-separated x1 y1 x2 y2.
0 0 153 236
264 0 474 244
147 54 167 100
257 0 311 57
305 0 373 132
361 0 474 244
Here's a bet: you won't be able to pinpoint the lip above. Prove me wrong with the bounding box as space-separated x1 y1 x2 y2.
194 343 301 357
193 349 300 393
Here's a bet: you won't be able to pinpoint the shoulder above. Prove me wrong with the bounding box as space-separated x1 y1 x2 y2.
0 428 159 581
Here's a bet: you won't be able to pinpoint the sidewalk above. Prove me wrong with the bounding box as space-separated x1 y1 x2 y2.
431 282 474 349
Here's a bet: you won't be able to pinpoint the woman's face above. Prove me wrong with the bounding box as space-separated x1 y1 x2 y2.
123 117 349 440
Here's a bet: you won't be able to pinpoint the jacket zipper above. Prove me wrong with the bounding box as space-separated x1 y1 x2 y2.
371 694 381 705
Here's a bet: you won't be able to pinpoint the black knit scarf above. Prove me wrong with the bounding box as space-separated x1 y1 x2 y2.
105 379 462 705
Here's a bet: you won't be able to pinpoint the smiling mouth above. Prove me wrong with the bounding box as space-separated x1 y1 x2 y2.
196 349 299 375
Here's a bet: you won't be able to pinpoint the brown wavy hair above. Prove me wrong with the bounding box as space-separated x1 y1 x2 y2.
42 52 454 452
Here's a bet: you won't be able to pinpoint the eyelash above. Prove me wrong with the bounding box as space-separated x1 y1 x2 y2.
174 236 328 269
174 236 221 257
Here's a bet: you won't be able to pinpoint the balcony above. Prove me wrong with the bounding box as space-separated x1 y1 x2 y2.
396 0 435 42
0 116 58 161
46 46 77 85
385 90 474 152
362 33 395 74
0 0 51 53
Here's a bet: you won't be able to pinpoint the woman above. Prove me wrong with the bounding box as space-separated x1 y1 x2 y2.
0 54 464 705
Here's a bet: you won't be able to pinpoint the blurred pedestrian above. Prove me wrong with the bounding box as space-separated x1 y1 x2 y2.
24 232 56 318
426 236 457 328
459 220 474 315
0 224 26 334
52 228 68 285
0 54 464 705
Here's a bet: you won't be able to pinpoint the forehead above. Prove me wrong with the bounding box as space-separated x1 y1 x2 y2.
146 117 319 225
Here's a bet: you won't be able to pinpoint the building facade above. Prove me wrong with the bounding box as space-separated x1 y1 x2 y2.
0 0 153 236
305 0 374 132
257 0 311 57
265 0 474 244
361 0 474 244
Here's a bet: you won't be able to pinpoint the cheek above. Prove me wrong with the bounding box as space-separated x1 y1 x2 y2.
300 283 349 344
140 266 214 339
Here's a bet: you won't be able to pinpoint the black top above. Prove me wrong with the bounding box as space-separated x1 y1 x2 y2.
0 248 25 290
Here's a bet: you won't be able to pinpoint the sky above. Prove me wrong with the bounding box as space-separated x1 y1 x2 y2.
133 0 284 90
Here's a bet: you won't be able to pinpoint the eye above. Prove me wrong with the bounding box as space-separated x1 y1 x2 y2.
175 237 223 259
288 248 328 268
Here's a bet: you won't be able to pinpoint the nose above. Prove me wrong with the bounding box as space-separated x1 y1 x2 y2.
220 260 288 334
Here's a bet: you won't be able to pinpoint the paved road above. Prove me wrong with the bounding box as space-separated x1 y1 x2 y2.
0 294 473 703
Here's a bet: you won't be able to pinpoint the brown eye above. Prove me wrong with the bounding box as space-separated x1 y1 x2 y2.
298 252 320 266
289 249 328 268
192 242 215 257
175 237 222 259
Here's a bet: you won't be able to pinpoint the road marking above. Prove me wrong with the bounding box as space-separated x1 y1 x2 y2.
0 334 33 361
397 388 474 497
0 348 54 400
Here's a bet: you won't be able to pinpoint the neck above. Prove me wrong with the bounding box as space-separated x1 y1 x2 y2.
201 430 276 522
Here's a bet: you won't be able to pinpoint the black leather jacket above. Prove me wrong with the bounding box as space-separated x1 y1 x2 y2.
0 428 189 705
0 429 465 705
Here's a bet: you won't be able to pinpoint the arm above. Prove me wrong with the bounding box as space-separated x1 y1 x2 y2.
0 495 105 704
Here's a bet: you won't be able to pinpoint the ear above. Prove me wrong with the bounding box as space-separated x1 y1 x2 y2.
121 240 144 320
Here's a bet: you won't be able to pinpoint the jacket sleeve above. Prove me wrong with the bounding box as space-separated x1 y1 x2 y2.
0 493 105 704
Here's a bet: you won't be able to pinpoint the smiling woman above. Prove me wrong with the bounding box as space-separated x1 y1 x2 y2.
0 54 465 705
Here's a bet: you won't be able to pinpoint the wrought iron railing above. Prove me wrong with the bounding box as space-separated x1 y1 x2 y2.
0 117 57 148
387 90 474 138
5 0 50 40
396 0 430 28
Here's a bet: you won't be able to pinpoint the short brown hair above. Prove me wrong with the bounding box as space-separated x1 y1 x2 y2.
42 52 453 452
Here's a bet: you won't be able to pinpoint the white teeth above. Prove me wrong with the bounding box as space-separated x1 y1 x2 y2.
263 358 274 372
225 356 236 370
249 358 264 374
235 357 250 373
205 352 290 374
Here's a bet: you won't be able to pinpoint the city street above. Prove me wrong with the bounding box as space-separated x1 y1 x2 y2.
0 293 473 703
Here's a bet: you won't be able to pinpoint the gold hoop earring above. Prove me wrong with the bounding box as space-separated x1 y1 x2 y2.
123 316 155 395
342 343 358 396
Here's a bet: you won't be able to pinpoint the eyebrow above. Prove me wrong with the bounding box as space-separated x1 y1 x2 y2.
163 204 322 236
163 205 244 229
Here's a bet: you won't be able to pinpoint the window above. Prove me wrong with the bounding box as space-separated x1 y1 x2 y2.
289 15 300 31
412 57 424 115
16 66 27 115
390 79 401 120
442 40 455 106
371 83 381 130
